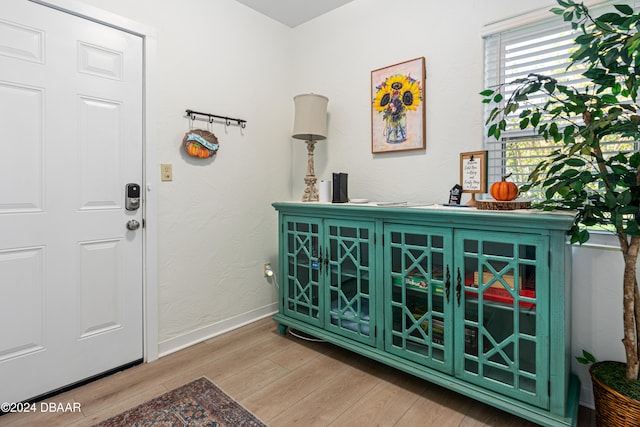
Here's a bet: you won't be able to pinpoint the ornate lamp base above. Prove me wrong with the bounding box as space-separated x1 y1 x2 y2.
302 140 318 202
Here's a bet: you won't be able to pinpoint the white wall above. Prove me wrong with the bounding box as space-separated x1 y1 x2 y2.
571 235 627 407
75 0 292 352
289 0 559 203
74 0 626 407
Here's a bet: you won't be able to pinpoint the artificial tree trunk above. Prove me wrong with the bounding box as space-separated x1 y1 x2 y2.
620 234 640 381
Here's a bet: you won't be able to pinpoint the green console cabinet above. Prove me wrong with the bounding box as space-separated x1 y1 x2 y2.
273 202 580 427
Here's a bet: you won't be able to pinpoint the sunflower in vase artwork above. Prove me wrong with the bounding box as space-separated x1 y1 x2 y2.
373 74 422 144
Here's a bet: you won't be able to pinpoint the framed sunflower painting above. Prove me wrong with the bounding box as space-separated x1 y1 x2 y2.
371 57 426 153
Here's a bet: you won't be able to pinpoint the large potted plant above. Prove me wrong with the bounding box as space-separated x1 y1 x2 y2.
481 0 640 424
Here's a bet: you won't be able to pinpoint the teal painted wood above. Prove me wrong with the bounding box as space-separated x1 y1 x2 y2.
549 228 573 416
273 202 579 427
383 223 454 374
281 215 323 327
324 218 376 346
453 229 550 410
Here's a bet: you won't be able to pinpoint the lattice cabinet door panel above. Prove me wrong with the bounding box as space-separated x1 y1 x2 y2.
325 219 376 346
454 230 550 409
281 215 323 327
383 224 454 373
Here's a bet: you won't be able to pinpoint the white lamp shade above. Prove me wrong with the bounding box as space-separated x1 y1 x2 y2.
292 93 328 141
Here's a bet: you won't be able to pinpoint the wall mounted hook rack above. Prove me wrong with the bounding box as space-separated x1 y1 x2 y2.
185 109 246 128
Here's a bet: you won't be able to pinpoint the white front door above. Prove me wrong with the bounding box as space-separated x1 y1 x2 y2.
0 0 144 403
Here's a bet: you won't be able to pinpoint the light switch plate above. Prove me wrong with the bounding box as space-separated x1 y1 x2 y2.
161 163 172 181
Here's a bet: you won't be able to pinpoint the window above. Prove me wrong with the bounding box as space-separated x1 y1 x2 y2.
482 0 638 198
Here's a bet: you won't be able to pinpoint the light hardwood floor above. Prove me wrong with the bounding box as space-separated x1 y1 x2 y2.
1 317 594 426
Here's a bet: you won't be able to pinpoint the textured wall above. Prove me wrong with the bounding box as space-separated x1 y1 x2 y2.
74 0 628 407
76 0 292 346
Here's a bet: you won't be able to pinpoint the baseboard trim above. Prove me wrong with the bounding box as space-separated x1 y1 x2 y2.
157 303 278 358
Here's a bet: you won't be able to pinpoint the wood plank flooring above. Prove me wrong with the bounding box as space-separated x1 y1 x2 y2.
0 317 595 426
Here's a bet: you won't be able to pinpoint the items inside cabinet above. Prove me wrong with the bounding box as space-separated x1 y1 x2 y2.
462 240 537 310
329 278 371 335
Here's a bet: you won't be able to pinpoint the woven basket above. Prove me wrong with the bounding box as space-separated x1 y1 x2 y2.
590 361 640 426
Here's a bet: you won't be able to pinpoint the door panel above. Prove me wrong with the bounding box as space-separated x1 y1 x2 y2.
78 96 123 209
0 0 143 403
455 231 549 409
0 81 44 213
325 220 375 346
282 215 323 326
78 239 123 338
0 248 44 360
384 223 454 373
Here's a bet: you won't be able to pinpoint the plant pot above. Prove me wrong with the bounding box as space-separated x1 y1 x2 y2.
590 361 640 426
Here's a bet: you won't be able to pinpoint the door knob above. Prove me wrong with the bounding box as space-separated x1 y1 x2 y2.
126 219 140 230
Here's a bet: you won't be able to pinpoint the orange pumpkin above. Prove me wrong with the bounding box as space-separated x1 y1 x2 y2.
490 173 518 201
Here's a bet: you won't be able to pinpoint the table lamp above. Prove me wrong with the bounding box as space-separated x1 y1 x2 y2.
292 93 328 202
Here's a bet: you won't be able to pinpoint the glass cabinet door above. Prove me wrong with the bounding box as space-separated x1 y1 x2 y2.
384 224 453 373
454 230 549 409
282 216 323 327
325 219 376 346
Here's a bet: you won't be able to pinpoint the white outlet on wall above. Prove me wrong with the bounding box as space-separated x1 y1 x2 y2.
263 262 273 278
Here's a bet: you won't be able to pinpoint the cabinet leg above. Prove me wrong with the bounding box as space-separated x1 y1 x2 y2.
277 323 288 336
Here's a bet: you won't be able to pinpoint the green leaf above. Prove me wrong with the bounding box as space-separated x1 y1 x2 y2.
565 158 585 167
488 123 497 138
563 10 574 22
597 13 622 24
544 80 557 93
624 220 640 235
493 93 503 103
479 89 494 96
604 49 620 67
548 162 564 174
570 229 590 244
560 169 580 179
610 164 629 175
617 191 632 206
576 350 596 364
531 112 541 127
612 83 621 96
563 125 575 139
605 192 617 209
614 4 633 15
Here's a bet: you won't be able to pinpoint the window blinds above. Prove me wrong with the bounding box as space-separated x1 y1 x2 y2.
482 0 638 191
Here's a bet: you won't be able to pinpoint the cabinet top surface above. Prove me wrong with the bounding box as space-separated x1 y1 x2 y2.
272 201 576 231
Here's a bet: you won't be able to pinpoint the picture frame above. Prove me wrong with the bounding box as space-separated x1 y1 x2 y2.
371 57 426 154
460 150 487 205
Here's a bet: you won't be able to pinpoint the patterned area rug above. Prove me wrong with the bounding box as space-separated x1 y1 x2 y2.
93 377 266 427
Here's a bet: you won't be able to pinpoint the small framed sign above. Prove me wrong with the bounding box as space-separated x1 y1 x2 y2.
460 151 487 205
